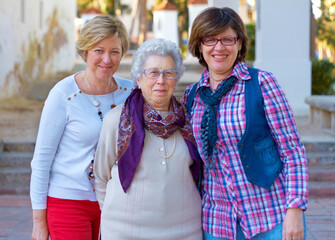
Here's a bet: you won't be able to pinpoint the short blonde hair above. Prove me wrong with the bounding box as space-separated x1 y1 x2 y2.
76 15 129 61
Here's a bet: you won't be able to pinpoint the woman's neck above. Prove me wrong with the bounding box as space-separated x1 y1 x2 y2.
208 70 232 90
84 71 118 95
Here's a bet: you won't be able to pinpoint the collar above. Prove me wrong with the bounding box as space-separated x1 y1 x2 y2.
198 61 252 91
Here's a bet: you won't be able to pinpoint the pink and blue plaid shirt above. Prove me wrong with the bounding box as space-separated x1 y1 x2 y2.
182 62 308 239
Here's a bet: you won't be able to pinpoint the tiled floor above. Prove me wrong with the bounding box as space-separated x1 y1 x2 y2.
305 198 335 239
0 195 33 240
0 195 334 239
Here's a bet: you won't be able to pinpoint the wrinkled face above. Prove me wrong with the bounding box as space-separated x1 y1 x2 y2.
200 27 242 79
137 55 177 111
85 36 122 81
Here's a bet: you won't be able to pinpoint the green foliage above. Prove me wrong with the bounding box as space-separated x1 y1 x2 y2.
77 0 130 17
180 44 187 58
245 23 255 61
316 0 335 51
104 1 131 16
104 0 120 16
312 59 335 95
77 0 91 17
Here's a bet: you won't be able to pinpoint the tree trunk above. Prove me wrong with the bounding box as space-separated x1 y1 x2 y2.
138 0 147 45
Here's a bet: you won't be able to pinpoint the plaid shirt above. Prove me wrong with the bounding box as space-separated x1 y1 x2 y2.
181 62 308 239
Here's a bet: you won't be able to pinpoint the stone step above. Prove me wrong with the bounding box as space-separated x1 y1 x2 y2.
2 141 35 153
308 166 335 198
304 141 335 153
0 168 31 188
0 161 334 196
0 152 33 168
308 167 335 182
308 181 335 198
0 186 30 195
306 152 335 167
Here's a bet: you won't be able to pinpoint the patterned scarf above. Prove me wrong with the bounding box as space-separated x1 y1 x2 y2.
117 88 201 192
198 76 238 167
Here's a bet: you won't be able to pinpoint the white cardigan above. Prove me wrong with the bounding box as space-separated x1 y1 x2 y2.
30 73 134 209
94 105 202 240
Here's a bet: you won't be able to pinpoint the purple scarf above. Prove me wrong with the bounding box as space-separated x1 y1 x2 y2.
116 88 201 192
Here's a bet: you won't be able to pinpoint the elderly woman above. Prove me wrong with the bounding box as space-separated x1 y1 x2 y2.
30 15 133 240
94 38 202 240
182 7 308 240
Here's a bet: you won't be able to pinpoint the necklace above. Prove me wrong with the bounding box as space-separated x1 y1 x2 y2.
148 131 176 166
85 70 114 121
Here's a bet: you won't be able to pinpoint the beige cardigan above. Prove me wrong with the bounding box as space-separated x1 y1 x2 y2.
94 105 202 240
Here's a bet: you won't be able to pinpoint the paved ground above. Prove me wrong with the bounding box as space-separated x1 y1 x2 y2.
0 195 333 239
0 195 33 240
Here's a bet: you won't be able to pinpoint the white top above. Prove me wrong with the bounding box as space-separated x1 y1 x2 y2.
30 73 134 209
94 105 202 240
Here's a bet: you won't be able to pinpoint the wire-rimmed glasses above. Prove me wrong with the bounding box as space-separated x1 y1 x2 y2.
143 69 178 80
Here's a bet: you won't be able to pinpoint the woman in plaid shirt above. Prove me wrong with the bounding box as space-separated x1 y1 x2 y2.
182 7 308 240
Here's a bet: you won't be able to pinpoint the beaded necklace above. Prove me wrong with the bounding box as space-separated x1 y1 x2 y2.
147 131 176 166
85 70 116 189
85 70 115 121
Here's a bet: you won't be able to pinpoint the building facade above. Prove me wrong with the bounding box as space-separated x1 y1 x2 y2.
0 0 76 98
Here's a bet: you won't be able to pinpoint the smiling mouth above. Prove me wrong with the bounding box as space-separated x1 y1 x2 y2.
99 66 112 69
213 55 227 59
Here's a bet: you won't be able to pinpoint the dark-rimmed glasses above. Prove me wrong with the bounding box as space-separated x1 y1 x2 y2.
143 69 178 80
201 37 238 46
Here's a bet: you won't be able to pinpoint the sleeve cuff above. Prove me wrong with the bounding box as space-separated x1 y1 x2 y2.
286 197 308 210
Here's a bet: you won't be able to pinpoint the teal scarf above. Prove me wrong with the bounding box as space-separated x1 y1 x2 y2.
198 76 237 166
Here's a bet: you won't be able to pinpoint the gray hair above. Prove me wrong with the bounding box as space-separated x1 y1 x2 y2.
131 38 185 86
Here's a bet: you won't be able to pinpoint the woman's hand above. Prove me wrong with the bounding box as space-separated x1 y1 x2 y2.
282 208 304 240
32 209 49 240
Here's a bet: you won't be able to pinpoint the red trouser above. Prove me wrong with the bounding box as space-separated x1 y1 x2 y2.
47 196 101 240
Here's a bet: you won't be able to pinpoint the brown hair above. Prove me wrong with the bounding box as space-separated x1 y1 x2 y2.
76 15 129 61
188 7 249 69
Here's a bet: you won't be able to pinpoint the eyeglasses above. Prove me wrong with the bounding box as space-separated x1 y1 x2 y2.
143 69 178 80
201 37 238 46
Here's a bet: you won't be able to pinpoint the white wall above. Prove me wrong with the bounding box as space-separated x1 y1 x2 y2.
0 0 76 98
208 0 239 11
189 1 240 38
188 4 208 37
153 10 179 47
254 0 311 116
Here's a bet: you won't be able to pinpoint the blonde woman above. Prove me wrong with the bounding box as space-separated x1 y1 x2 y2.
30 15 133 240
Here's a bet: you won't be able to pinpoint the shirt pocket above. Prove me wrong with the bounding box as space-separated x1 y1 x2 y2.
254 134 280 166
